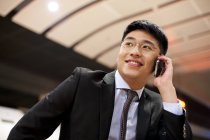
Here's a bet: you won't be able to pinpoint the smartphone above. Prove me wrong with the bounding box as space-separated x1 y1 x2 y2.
154 59 165 77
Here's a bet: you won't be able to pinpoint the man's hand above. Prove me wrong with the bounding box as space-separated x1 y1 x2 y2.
153 56 178 103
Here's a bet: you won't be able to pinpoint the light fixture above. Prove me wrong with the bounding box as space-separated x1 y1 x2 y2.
47 1 59 12
179 99 186 108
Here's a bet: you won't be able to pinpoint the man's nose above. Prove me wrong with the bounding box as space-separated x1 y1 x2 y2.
130 45 142 57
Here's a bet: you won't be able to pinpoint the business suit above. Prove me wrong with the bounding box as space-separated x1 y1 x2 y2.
8 67 192 140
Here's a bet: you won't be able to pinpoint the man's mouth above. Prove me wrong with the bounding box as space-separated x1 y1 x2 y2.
125 60 143 67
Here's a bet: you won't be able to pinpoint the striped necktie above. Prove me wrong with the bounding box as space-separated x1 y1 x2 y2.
120 89 137 140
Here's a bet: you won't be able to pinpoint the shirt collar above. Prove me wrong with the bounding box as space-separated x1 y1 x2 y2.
115 70 144 99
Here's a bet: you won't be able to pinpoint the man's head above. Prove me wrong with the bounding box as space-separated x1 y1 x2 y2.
116 20 168 89
122 20 168 55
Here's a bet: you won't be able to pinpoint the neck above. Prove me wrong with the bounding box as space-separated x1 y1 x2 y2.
123 76 148 90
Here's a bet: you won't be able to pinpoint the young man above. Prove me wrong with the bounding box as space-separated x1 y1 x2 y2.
8 20 192 140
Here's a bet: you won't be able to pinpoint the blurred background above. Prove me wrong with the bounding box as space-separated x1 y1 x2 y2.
0 0 210 139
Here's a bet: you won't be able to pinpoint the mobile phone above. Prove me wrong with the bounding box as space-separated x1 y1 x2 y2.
154 59 165 77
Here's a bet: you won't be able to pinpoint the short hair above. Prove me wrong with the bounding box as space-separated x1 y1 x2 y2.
121 20 168 55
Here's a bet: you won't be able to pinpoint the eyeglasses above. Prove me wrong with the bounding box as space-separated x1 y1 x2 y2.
121 40 158 53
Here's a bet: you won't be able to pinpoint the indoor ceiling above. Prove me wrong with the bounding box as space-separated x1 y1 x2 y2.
0 0 210 139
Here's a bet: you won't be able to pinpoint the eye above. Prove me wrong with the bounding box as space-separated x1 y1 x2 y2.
142 44 152 50
125 42 134 47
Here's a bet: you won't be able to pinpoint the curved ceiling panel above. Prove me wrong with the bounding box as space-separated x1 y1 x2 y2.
130 0 199 27
0 0 22 16
46 0 174 48
192 0 210 14
105 0 174 17
174 48 210 72
46 1 121 47
74 22 127 59
169 33 210 56
12 0 94 33
165 17 210 43
97 45 119 68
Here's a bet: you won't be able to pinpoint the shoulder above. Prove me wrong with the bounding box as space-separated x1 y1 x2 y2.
72 67 109 82
74 67 106 74
144 88 161 101
143 88 162 109
143 88 163 124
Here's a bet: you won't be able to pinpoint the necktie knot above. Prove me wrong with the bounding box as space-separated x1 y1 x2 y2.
127 90 137 100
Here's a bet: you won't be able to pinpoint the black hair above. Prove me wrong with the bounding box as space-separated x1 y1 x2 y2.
121 20 168 55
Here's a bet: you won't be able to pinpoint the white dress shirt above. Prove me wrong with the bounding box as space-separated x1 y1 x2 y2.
108 70 183 140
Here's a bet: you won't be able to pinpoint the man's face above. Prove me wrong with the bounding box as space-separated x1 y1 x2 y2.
117 30 161 82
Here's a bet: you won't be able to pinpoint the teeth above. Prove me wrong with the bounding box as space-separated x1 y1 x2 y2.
127 60 142 66
129 61 139 65
125 60 142 66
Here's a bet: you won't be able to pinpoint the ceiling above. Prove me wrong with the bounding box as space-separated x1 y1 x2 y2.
0 0 210 139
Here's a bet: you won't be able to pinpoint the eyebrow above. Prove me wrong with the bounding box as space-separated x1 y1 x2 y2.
124 36 136 41
124 36 157 48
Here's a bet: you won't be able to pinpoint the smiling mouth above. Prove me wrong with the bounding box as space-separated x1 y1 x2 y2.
125 60 143 67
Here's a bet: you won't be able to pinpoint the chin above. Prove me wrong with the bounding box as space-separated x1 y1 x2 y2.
122 69 142 79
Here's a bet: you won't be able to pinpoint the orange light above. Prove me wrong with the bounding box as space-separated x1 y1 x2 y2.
179 99 186 108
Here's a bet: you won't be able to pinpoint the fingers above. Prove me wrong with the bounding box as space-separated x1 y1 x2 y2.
158 56 173 68
153 56 177 103
157 55 172 64
157 56 173 77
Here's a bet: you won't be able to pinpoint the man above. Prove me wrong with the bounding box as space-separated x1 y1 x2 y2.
8 20 192 140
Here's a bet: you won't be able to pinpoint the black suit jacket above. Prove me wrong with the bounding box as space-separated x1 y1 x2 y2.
8 67 192 140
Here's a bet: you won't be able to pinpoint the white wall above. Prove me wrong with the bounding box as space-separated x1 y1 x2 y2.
0 106 60 140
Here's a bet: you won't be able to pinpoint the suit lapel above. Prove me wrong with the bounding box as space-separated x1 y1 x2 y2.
136 89 151 140
99 71 115 140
